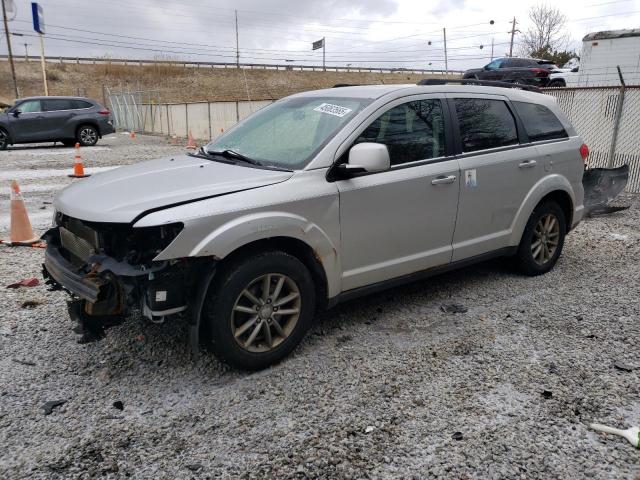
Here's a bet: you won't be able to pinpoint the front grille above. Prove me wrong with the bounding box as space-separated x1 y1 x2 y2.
60 226 95 263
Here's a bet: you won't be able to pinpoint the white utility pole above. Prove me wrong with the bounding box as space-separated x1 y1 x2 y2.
490 38 494 61
443 28 448 74
38 32 47 95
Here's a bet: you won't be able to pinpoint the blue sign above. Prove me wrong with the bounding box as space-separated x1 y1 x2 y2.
31 2 44 34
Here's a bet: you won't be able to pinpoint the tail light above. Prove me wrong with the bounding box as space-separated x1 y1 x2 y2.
531 68 549 77
97 109 110 115
579 143 589 163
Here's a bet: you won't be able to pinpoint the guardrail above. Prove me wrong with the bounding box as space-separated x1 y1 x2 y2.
0 56 464 75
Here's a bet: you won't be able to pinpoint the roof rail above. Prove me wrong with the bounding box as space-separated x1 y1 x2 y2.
332 83 361 88
417 78 542 93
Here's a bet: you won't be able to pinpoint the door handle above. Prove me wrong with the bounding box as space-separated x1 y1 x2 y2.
431 175 457 185
519 160 537 169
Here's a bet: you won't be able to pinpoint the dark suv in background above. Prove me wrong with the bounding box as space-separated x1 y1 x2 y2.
0 96 115 150
463 58 558 87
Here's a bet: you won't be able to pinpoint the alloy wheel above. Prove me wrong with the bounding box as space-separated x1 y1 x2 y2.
231 273 301 353
531 213 560 265
80 127 97 145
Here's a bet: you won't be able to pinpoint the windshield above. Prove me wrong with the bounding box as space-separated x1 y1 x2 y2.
204 96 370 169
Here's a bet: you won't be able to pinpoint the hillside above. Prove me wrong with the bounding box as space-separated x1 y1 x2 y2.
0 60 455 103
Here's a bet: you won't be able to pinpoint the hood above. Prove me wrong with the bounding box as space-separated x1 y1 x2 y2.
54 154 294 223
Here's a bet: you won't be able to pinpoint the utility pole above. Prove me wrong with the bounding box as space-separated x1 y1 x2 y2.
490 38 494 61
1 0 19 98
443 28 448 75
235 9 239 68
23 42 28 61
508 17 517 57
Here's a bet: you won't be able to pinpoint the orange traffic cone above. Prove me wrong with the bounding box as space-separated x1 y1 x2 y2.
130 131 137 140
9 180 39 246
186 130 197 150
68 143 90 178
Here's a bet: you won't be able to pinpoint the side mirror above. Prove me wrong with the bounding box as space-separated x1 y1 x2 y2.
344 142 390 174
12 109 21 117
571 67 579 73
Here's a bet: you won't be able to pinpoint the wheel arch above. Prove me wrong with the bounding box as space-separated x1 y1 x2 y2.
509 175 576 246
75 121 101 139
215 236 329 311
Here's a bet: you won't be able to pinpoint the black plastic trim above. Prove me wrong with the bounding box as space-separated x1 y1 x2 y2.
43 244 100 303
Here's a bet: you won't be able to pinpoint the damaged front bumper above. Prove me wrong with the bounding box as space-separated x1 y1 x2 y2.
42 224 213 347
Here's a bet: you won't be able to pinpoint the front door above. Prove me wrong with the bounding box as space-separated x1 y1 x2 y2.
9 99 45 142
336 97 460 291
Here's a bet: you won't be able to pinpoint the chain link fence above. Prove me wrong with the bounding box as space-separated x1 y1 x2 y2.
542 86 640 192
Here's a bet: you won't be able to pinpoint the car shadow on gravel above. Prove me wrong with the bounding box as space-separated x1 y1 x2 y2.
307 257 517 344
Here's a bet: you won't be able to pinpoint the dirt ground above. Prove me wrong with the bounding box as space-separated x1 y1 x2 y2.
0 134 639 479
0 61 454 104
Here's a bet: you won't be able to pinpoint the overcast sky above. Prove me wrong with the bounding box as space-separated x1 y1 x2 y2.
1 0 639 70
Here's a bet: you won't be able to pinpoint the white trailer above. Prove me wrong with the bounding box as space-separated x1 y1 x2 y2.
567 29 640 86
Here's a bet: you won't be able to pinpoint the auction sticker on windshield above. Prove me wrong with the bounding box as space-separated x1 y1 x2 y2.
313 103 353 117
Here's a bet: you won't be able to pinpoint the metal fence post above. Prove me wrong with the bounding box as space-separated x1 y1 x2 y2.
207 101 212 139
608 66 626 168
185 103 189 138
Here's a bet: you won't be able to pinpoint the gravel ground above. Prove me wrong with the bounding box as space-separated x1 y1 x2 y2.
1 136 639 479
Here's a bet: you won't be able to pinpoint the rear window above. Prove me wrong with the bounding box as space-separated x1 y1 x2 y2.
71 100 93 109
512 102 568 142
454 98 518 152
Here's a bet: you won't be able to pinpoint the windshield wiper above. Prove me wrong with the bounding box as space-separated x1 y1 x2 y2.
202 148 292 171
206 149 263 166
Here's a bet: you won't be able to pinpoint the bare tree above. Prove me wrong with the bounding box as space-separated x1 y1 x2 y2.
519 5 570 57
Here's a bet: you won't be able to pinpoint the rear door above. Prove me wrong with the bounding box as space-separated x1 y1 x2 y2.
336 95 460 291
8 100 44 142
447 94 543 261
42 99 78 139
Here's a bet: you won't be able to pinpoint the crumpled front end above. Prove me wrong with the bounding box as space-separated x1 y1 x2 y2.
42 213 207 342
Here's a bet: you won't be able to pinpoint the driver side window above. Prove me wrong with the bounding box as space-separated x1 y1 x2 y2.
355 99 446 166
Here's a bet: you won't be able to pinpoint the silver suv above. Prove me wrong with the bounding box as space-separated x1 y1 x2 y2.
44 83 587 369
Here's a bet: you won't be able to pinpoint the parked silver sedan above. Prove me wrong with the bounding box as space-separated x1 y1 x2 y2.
45 82 589 369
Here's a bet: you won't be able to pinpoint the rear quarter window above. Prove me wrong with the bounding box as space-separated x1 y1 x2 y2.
512 102 568 142
71 100 93 109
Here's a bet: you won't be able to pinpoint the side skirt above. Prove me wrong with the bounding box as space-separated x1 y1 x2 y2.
327 246 517 308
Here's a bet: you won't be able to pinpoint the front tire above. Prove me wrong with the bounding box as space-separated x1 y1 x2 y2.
203 251 316 370
0 129 9 150
76 125 99 146
515 201 566 276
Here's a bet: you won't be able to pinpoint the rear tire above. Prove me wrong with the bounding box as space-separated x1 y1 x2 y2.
0 128 9 150
76 125 99 146
203 250 316 370
515 201 566 276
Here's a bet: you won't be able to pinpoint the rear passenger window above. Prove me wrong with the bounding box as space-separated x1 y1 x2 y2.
44 99 74 111
356 99 446 165
71 100 92 109
454 98 518 152
512 101 568 142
